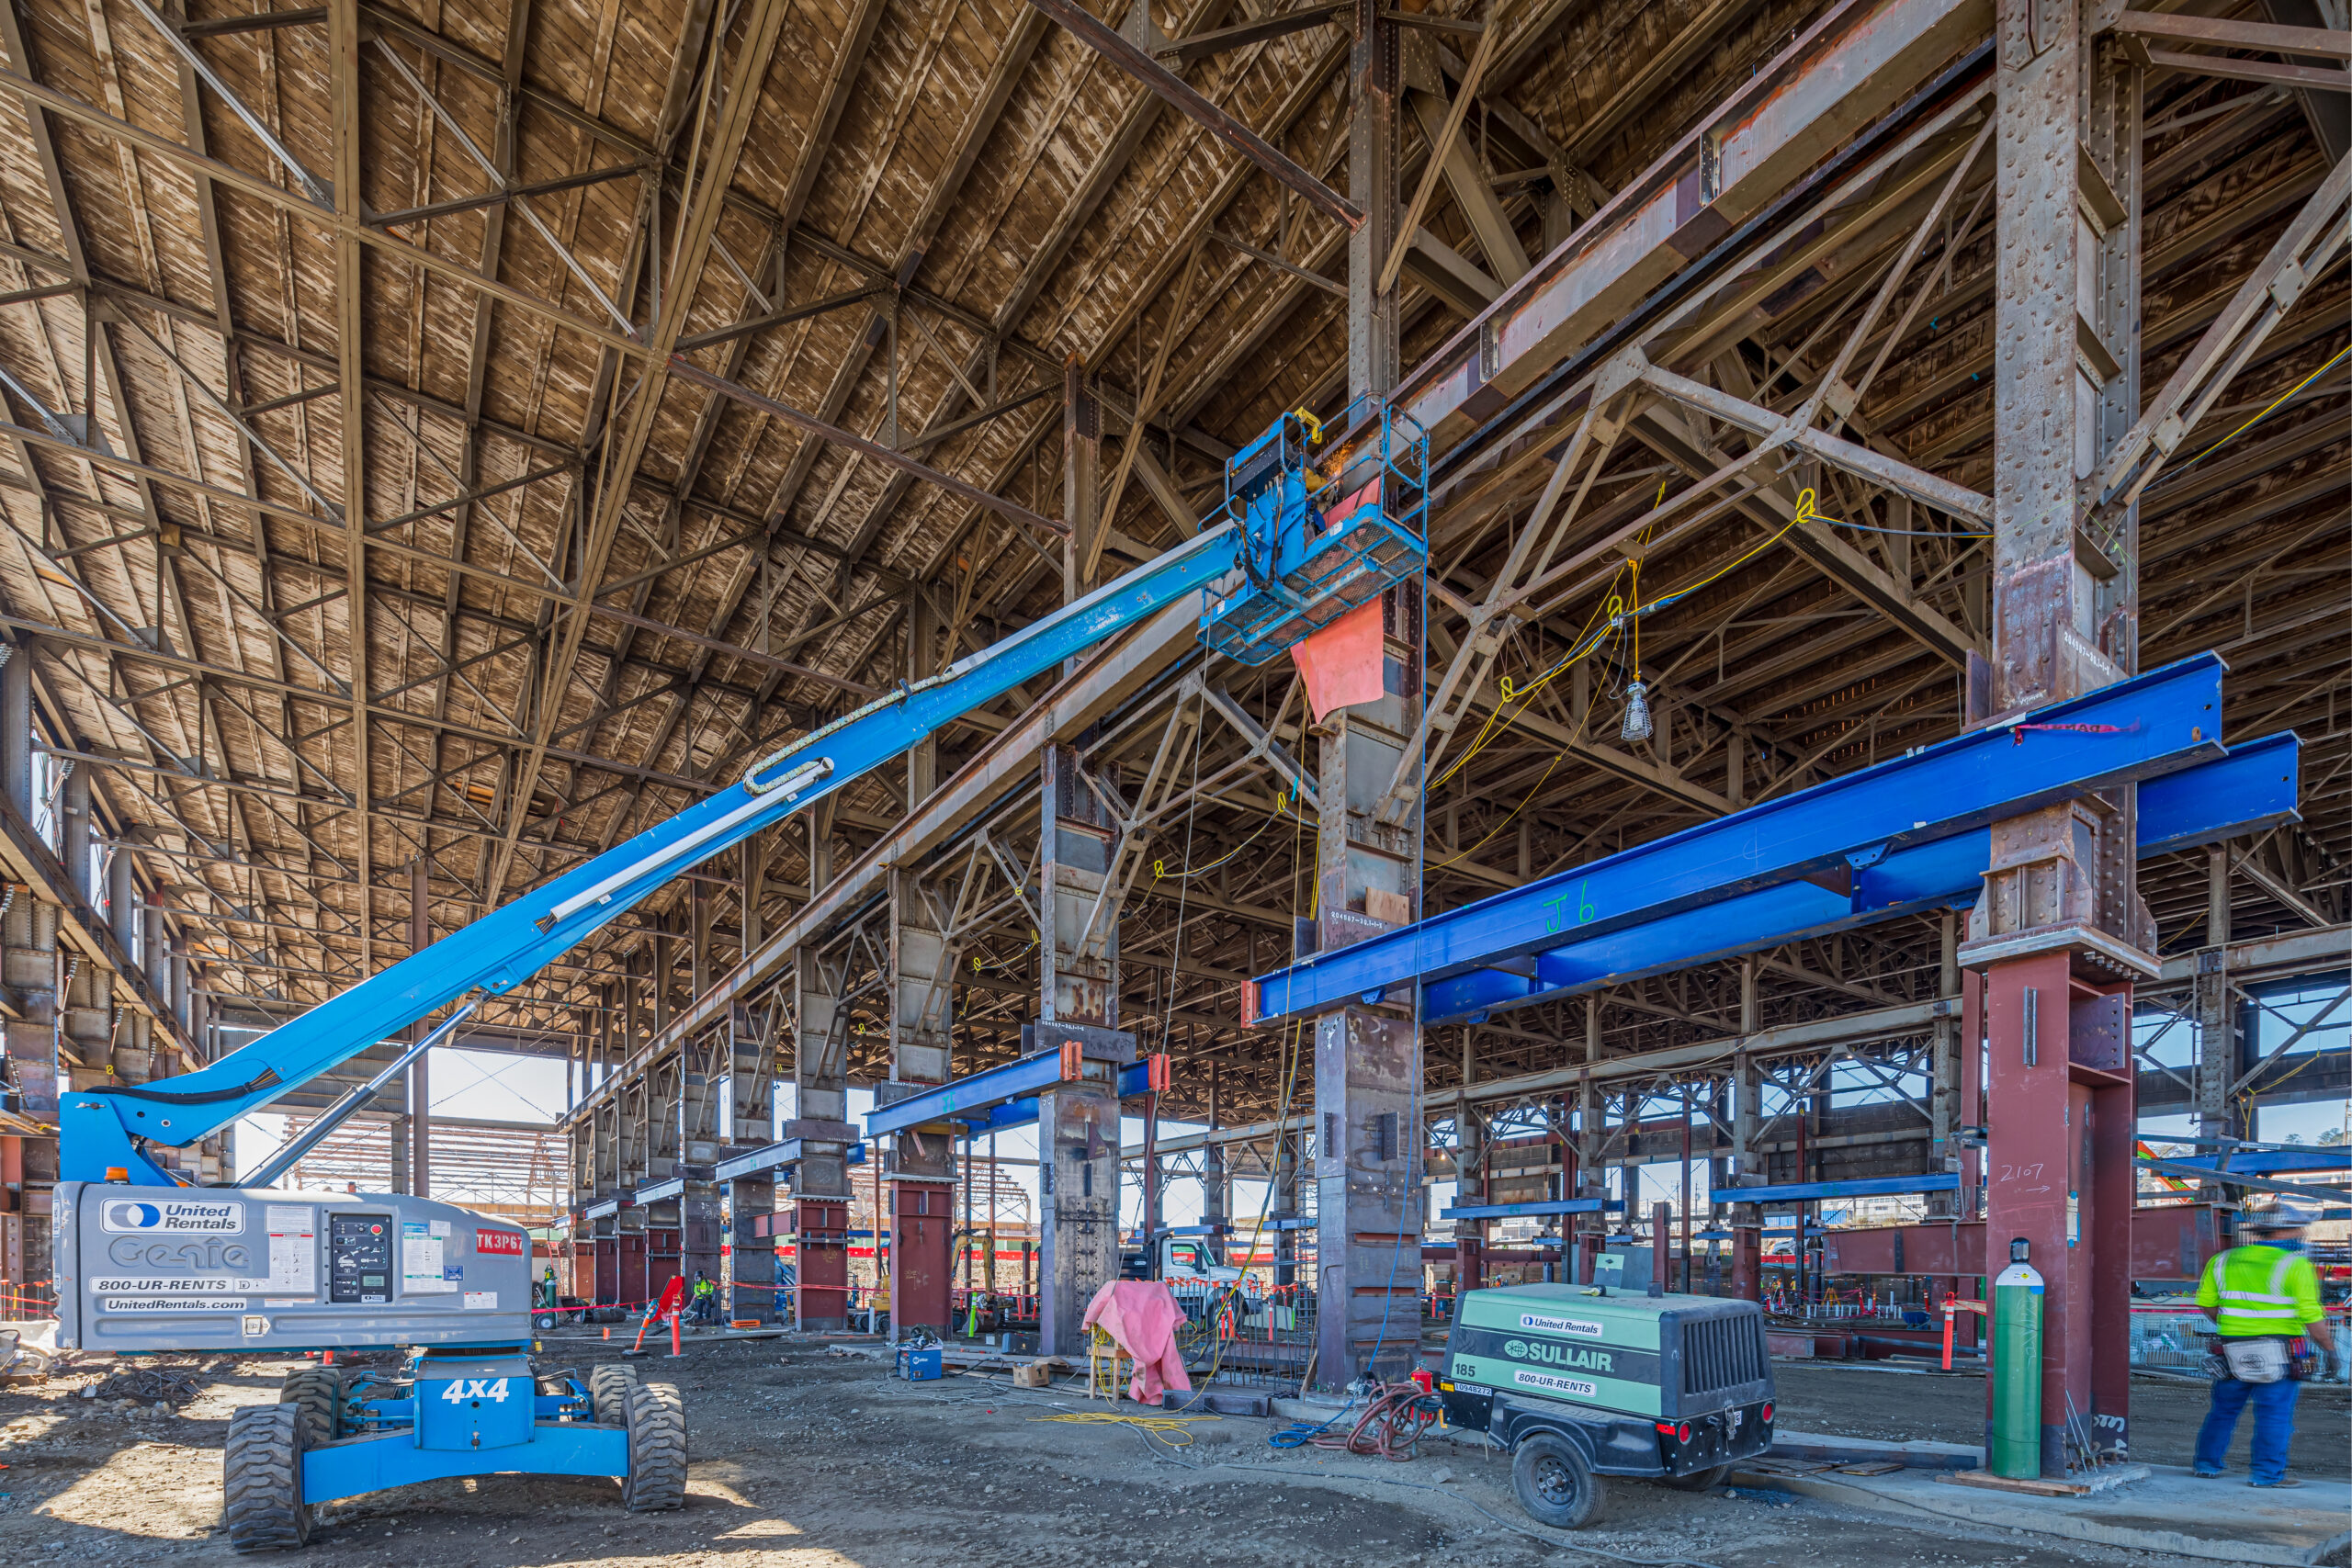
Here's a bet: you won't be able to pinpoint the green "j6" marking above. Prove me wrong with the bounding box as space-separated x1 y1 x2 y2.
1540 879 1598 935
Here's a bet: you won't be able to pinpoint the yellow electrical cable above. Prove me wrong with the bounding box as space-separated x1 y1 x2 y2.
1429 559 1628 794
2169 342 2350 476
1031 1411 1223 1447
1153 787 1293 882
1424 487 1840 841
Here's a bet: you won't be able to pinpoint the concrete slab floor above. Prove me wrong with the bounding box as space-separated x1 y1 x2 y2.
1762 1361 2351 1480
0 1337 2330 1568
1733 1464 2350 1567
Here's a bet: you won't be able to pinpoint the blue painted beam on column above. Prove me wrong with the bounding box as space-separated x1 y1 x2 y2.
1718 1173 1960 1203
1248 653 2227 1025
865 1055 1159 1139
1441 1197 1610 1219
1420 733 2293 1024
711 1139 866 1182
2154 1148 2351 1177
2137 731 2299 855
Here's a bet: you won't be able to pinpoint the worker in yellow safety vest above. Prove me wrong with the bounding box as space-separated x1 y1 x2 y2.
2192 1193 2335 1487
688 1270 718 1327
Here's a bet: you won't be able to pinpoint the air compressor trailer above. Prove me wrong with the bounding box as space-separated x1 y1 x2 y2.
1436 1283 1775 1528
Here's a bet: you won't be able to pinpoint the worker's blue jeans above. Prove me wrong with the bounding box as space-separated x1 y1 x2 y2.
2195 1375 2300 1482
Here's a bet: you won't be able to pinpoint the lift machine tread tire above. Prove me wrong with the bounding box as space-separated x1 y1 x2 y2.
620 1381 687 1512
277 1367 343 1450
223 1403 311 1553
590 1362 639 1427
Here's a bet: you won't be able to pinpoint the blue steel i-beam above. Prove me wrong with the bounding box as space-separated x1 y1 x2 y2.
1718 1173 1962 1205
865 1054 1157 1140
1244 654 2231 1027
1440 1198 1610 1220
1420 733 2297 1023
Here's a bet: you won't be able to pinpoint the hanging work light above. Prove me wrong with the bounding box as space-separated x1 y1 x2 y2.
1621 679 1653 743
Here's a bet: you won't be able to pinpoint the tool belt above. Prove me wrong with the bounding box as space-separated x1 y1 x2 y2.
2208 1335 2310 1384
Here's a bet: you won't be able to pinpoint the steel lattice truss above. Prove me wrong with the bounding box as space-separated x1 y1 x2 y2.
0 0 2336 1163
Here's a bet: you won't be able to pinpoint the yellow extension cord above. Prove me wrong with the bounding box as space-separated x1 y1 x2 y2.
1031 1410 1224 1448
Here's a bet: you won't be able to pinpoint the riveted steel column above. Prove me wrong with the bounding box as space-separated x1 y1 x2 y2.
1035 1049 1124 1359
725 838 779 1323
1311 0 1416 1391
1929 910 1962 1216
1964 0 2147 1477
883 868 956 1340
1034 740 1126 1355
2191 847 2243 1146
1453 1035 1483 1293
792 807 852 1331
1039 745 1120 1026
407 859 431 1199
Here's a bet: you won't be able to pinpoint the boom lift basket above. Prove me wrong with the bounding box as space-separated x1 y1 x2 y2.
1202 399 1429 666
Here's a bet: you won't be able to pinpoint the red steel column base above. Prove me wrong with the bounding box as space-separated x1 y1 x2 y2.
890 1178 956 1339
794 1199 851 1333
1969 934 2144 1477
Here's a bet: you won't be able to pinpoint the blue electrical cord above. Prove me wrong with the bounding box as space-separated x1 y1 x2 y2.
1267 1397 1359 1449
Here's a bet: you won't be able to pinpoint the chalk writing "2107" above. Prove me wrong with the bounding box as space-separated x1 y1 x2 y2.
1541 880 1598 935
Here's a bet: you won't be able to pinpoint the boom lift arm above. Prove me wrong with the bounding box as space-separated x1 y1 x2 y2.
62 409 1429 1186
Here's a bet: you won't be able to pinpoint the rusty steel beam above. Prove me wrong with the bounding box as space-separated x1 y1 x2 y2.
1021 0 1362 229
1395 0 1994 457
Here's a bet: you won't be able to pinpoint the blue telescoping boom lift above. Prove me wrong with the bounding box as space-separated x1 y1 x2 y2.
50 408 1430 1551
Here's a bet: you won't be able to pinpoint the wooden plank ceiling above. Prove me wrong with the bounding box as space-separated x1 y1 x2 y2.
0 0 2337 1116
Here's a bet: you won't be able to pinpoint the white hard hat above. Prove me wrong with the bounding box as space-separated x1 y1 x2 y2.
2244 1192 2325 1230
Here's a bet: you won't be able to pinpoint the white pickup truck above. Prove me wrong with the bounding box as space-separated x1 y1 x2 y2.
1124 1235 1246 1291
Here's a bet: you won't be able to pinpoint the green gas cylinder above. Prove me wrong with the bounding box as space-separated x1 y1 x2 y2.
1990 1243 2045 1479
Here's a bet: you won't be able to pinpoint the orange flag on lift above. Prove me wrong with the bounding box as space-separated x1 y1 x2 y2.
1290 599 1385 721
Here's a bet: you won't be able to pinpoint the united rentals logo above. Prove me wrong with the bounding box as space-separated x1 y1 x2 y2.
1518 1311 1603 1337
101 1201 241 1235
1502 1337 1616 1374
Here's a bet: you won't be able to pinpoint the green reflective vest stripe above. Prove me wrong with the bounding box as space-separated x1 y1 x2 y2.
2198 1245 2321 1337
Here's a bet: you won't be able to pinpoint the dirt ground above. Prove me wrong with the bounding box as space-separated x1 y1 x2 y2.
0 1336 2333 1568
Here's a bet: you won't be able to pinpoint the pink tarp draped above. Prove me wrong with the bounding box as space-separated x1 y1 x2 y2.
1081 1280 1193 1404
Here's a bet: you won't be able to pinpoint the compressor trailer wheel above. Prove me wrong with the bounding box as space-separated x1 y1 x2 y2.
1511 1431 1608 1529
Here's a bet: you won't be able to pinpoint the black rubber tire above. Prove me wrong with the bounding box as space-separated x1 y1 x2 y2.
277 1366 342 1450
533 1311 559 1332
223 1403 311 1552
1663 1463 1732 1492
1511 1432 1607 1529
621 1381 687 1512
590 1362 639 1427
